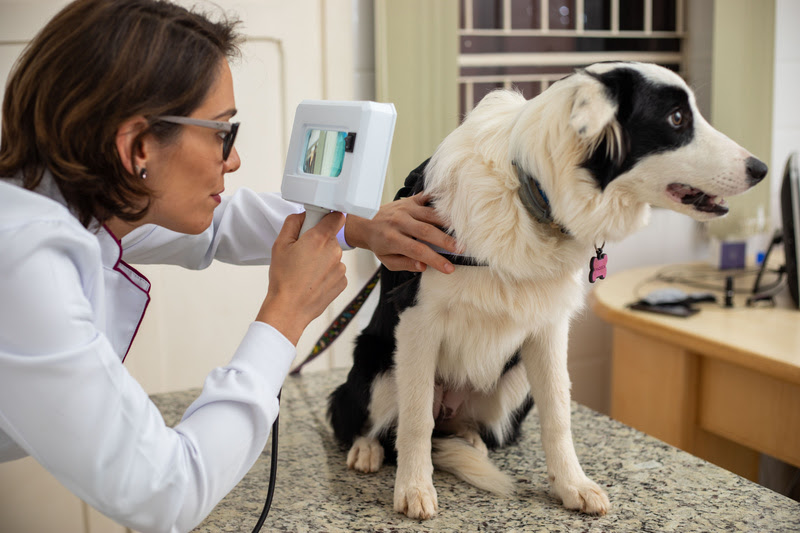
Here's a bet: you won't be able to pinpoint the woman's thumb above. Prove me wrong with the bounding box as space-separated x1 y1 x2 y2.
279 212 305 243
315 211 346 235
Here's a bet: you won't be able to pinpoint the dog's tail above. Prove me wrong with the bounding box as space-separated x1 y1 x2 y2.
432 437 514 497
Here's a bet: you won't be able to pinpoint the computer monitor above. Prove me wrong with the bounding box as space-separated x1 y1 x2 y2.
780 151 800 308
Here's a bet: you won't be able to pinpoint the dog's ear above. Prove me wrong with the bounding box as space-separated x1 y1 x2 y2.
569 72 627 187
569 74 618 142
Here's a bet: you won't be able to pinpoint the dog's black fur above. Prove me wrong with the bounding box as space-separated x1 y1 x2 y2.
584 67 696 189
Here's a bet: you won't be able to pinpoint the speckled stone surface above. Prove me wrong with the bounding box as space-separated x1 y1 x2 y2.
151 369 800 532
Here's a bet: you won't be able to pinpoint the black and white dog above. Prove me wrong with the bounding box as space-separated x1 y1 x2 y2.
328 62 766 519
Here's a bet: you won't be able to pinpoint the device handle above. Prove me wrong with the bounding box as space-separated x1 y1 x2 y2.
299 204 331 236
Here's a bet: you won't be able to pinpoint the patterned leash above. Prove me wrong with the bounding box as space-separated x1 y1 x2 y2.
289 267 381 375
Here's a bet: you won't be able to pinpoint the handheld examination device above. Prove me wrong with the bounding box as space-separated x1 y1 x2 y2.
281 99 397 234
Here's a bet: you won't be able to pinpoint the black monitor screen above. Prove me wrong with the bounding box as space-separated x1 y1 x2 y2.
780 151 800 308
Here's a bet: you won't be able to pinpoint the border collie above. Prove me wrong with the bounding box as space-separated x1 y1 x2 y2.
328 62 766 519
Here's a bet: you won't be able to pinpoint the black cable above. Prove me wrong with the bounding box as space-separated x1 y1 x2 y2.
251 390 280 533
747 267 788 307
637 261 788 309
752 230 784 294
653 264 769 295
630 263 783 309
752 266 786 293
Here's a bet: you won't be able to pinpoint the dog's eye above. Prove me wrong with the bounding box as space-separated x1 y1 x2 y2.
669 110 684 128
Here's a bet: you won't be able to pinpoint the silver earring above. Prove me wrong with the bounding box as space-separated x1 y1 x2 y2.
139 167 147 179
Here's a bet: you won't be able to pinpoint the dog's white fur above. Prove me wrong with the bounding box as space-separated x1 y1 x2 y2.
345 62 762 519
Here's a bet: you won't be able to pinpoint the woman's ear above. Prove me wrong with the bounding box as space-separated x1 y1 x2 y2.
115 116 149 176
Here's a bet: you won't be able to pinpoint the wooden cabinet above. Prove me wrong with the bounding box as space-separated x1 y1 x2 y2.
592 264 800 482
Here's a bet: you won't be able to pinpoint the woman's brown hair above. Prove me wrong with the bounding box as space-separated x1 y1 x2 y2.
0 0 241 227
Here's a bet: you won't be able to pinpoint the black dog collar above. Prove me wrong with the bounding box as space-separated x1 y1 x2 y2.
424 240 487 267
513 162 608 283
513 161 570 235
439 252 488 267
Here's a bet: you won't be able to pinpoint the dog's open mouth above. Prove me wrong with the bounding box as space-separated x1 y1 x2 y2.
666 183 729 215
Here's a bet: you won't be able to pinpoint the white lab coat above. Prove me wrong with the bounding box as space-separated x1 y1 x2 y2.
0 173 318 533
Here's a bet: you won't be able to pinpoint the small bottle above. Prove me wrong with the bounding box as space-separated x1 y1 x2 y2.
725 276 734 308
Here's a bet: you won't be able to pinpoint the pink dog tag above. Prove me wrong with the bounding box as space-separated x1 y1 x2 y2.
589 251 608 283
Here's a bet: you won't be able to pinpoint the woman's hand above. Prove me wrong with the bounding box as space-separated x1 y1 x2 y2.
344 193 460 274
256 212 347 345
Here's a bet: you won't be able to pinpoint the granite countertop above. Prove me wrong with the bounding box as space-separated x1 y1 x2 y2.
151 368 800 532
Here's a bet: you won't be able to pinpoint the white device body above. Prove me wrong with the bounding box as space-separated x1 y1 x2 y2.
281 100 397 233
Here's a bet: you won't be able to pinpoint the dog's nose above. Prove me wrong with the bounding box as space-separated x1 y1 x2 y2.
746 157 768 185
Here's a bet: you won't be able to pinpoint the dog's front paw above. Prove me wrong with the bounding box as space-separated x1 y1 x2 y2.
551 475 610 515
346 436 384 473
394 478 438 519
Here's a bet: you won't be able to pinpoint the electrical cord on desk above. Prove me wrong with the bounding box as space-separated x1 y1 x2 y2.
747 265 787 307
631 262 785 311
653 264 765 294
747 230 789 306
251 390 280 533
632 266 746 304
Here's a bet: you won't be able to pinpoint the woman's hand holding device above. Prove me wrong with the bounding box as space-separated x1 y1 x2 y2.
256 211 347 346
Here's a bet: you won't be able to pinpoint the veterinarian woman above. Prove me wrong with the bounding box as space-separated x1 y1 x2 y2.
0 1 458 531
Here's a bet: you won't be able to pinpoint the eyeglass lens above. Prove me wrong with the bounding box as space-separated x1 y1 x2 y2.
223 123 239 161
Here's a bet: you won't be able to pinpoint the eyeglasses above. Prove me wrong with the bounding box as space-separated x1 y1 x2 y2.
154 115 240 161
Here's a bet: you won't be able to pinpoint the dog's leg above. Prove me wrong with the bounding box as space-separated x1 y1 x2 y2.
392 307 440 520
346 372 397 473
521 318 610 515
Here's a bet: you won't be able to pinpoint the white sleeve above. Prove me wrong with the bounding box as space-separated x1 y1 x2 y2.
171 321 295 532
121 188 354 266
0 218 295 533
121 189 304 268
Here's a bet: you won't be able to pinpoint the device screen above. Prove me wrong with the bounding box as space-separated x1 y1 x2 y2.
303 129 347 177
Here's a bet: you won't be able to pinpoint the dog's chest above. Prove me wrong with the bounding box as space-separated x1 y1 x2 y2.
434 320 526 391
413 268 583 391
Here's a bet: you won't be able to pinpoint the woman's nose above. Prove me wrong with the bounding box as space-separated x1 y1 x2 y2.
224 146 241 173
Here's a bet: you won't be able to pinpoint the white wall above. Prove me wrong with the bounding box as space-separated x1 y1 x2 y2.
353 0 376 101
771 0 800 229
